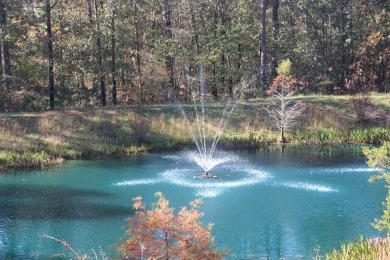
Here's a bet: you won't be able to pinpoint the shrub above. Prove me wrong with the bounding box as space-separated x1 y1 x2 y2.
363 142 390 231
349 94 375 125
121 192 224 259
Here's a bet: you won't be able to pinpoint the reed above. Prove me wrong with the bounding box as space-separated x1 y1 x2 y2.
326 236 390 260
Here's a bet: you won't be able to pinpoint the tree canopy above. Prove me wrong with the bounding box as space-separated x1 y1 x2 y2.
0 0 388 111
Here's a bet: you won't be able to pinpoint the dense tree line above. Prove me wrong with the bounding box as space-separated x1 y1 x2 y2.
0 0 388 111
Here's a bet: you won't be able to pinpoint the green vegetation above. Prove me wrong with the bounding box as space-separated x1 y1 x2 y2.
295 127 390 145
0 151 63 171
0 94 389 171
0 0 388 110
363 142 390 231
325 236 390 260
0 0 388 257
276 58 292 76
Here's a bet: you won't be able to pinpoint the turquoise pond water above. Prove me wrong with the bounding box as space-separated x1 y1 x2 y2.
0 145 385 259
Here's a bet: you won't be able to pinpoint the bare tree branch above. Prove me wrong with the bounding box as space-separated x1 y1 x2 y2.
266 82 305 143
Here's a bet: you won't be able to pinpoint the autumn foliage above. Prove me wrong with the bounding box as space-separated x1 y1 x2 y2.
266 75 307 97
266 75 306 143
121 192 223 259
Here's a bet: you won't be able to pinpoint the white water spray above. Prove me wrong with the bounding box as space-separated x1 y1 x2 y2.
178 65 238 173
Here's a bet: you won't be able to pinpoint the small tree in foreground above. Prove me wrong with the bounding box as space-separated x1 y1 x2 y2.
363 142 390 231
121 192 223 259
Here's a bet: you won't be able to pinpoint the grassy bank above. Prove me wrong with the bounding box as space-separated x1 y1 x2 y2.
323 236 390 260
0 94 389 171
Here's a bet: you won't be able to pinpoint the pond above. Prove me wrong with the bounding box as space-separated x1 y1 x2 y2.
0 145 385 259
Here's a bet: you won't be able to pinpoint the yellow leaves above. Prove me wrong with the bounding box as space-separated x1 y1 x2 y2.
190 198 203 209
366 31 383 47
276 59 292 76
132 196 144 211
363 142 390 170
153 191 171 211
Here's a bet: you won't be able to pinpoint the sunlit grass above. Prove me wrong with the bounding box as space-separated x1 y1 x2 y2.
325 236 390 260
0 150 63 171
0 94 388 171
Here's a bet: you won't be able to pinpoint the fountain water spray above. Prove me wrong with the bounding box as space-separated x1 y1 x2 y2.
177 65 239 173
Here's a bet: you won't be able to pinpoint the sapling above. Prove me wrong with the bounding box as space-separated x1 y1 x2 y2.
266 59 305 143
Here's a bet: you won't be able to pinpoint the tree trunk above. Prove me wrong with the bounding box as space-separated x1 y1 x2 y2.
94 0 106 107
188 1 202 98
133 0 143 103
86 0 93 23
231 42 241 99
46 0 55 110
259 0 268 94
280 127 285 143
111 8 117 105
218 0 226 98
0 0 11 79
161 0 176 96
337 0 350 93
188 1 200 55
270 0 279 80
211 5 218 100
211 61 218 100
228 77 233 100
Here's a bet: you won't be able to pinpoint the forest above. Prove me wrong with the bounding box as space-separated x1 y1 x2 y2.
0 0 388 112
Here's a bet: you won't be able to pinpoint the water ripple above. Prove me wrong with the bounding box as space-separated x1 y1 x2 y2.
114 179 161 186
276 181 337 192
158 167 270 198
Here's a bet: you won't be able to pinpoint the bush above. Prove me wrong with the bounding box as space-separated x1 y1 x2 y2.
349 94 375 125
120 192 224 259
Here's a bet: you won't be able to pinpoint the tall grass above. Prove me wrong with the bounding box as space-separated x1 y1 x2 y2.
326 236 390 260
0 150 63 171
293 128 390 145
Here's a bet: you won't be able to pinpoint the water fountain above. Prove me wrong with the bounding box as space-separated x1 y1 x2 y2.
116 68 340 198
145 66 275 197
177 66 238 177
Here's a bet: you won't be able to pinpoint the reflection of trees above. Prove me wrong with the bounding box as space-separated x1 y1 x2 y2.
0 185 132 220
0 184 133 258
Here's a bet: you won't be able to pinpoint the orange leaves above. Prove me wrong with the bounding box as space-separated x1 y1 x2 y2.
121 192 223 259
190 198 203 209
132 196 144 211
266 75 302 96
366 31 384 47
